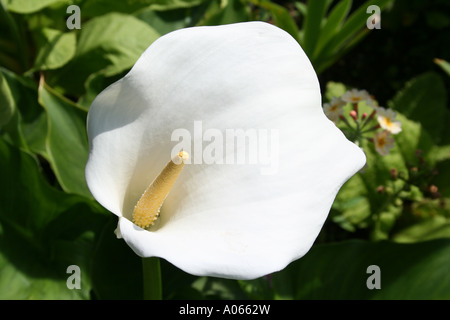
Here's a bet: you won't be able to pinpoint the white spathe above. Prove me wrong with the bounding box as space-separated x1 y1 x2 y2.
85 22 366 280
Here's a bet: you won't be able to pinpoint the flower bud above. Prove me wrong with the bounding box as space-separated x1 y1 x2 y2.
390 168 398 180
429 185 439 193
410 167 418 177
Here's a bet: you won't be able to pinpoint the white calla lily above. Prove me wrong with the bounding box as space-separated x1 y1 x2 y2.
85 22 366 280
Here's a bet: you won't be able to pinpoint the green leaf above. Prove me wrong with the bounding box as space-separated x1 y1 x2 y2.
302 0 328 57
248 0 300 42
0 1 31 73
0 137 105 299
238 278 274 299
38 81 91 197
393 216 450 243
136 7 195 35
425 11 450 29
314 0 352 57
434 158 450 197
160 259 205 299
0 70 14 127
0 238 86 300
3 0 67 13
50 13 161 95
332 174 371 232
32 28 76 71
199 0 250 26
90 216 143 300
272 239 450 299
434 58 450 76
315 0 392 73
332 101 440 238
77 70 125 112
294 1 307 17
147 0 206 10
324 81 347 101
389 72 448 144
191 276 248 299
81 0 205 17
389 114 431 165
0 68 47 154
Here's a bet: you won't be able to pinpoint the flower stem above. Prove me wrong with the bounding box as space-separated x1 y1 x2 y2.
142 257 162 300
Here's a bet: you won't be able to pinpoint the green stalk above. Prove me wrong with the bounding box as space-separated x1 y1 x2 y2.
142 257 162 300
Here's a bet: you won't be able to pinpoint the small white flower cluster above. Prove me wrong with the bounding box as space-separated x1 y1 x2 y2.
373 106 402 156
323 88 402 156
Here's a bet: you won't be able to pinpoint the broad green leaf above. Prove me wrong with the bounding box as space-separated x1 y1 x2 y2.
38 81 91 197
32 28 76 71
0 137 106 299
332 174 371 232
78 70 126 112
147 0 206 10
50 13 160 95
393 216 450 243
388 72 448 144
23 1 72 31
3 0 67 13
136 7 195 35
428 144 450 164
391 113 435 166
324 81 346 101
0 68 47 154
76 13 159 78
90 216 143 300
0 241 87 300
81 0 205 17
272 239 450 299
